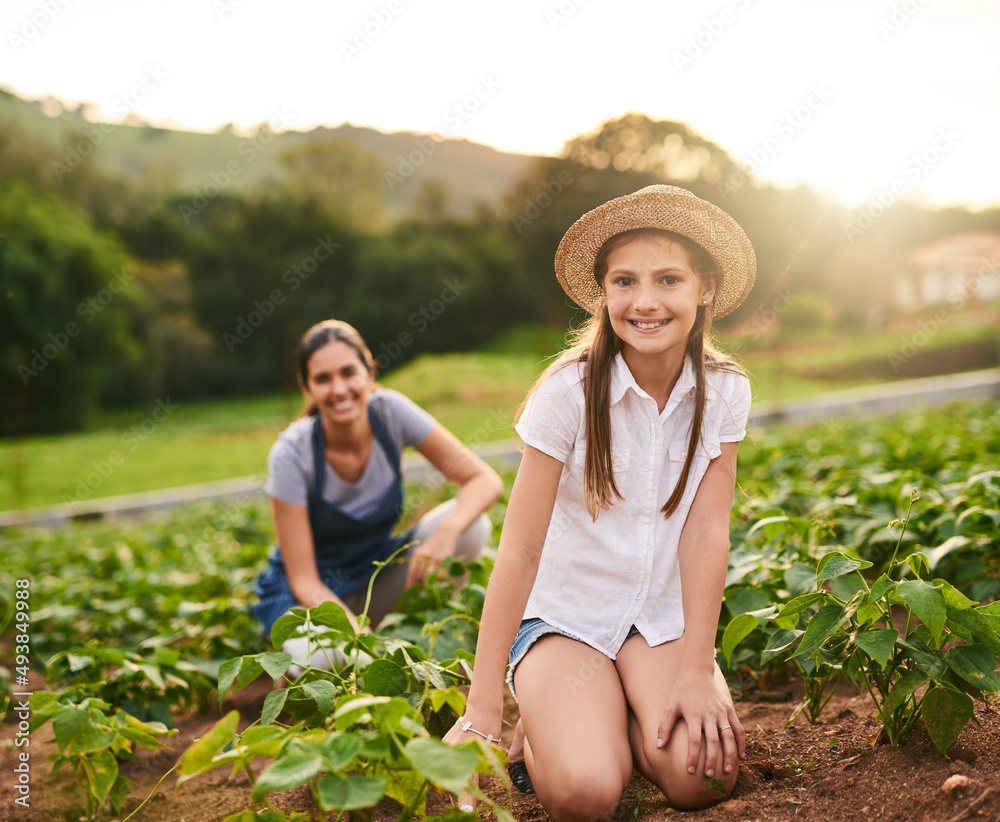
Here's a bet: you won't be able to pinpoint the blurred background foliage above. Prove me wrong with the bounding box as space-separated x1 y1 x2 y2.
2 92 999 436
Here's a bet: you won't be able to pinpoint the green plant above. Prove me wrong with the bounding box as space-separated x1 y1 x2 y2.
773 492 1000 753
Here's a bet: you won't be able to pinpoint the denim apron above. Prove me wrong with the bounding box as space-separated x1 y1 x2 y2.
252 408 407 636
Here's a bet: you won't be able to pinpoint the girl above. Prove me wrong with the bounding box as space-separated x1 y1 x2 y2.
252 320 503 671
444 186 755 817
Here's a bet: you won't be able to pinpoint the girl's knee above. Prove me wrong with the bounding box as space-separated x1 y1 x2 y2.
537 767 626 822
641 725 737 810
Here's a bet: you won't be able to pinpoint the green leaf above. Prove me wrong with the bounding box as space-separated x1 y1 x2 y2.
315 775 386 810
721 614 759 666
271 611 308 651
333 694 392 730
310 601 356 635
83 750 118 804
429 685 466 716
217 657 242 706
854 628 898 669
374 761 427 813
253 753 324 801
178 710 240 781
53 708 117 754
303 680 338 715
897 635 948 680
51 707 89 753
945 645 1000 692
260 689 289 726
946 607 1000 656
777 592 828 619
319 733 363 772
796 603 847 660
784 563 816 596
725 588 773 616
906 552 930 579
897 581 947 644
761 628 802 663
921 685 974 757
882 668 929 717
108 774 131 813
404 737 480 796
868 574 896 603
260 652 293 682
364 658 409 697
815 551 872 583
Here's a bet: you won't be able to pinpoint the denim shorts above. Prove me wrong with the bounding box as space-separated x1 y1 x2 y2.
506 618 640 701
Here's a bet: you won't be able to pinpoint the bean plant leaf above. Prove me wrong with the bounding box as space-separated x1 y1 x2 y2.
854 628 898 670
906 552 931 579
777 592 828 619
404 737 480 796
815 551 872 583
882 668 929 718
868 574 896 603
260 688 288 726
315 775 386 811
260 652 292 681
364 658 409 697
946 607 1000 656
762 628 802 663
178 710 240 781
897 581 947 643
108 774 132 814
319 732 363 772
897 635 948 680
921 685 974 757
784 563 816 597
83 750 118 804
722 614 759 666
945 645 1000 693
252 753 325 801
303 680 339 715
310 601 357 635
217 657 242 706
725 588 773 616
796 603 847 660
375 761 427 813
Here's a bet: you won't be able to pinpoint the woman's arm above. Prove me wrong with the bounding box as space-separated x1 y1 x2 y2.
270 497 366 631
444 445 563 739
405 423 504 587
656 441 746 776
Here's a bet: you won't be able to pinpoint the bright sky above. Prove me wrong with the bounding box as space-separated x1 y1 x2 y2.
2 0 998 209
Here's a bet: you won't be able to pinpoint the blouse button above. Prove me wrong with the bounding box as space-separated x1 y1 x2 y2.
612 459 618 466
635 593 642 600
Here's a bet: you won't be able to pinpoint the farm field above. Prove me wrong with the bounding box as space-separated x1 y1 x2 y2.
1 310 997 513
2 400 999 821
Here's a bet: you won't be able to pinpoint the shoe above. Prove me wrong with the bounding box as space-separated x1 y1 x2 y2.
507 759 535 794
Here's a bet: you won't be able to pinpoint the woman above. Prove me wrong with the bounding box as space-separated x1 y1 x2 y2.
253 319 503 671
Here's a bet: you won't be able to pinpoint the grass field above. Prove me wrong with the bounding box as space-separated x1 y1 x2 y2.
1 312 997 512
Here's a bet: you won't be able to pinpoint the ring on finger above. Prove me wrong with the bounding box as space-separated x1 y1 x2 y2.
719 726 732 732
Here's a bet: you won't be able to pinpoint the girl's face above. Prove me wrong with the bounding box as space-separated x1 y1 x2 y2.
601 235 715 363
303 340 374 427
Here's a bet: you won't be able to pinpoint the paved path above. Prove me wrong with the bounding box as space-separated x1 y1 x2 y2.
2 368 997 531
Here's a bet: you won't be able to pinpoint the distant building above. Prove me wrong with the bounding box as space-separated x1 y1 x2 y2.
894 232 1000 311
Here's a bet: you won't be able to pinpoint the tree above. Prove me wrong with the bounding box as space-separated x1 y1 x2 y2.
0 183 141 434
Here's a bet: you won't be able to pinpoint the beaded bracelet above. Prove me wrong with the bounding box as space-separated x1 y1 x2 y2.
457 716 499 745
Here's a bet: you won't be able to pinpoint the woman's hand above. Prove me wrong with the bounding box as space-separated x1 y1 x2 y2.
405 523 460 588
655 665 745 780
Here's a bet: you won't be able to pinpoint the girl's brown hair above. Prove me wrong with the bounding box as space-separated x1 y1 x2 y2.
295 320 375 418
522 228 744 520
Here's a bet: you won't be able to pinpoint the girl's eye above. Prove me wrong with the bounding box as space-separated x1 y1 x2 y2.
661 275 680 285
614 276 633 287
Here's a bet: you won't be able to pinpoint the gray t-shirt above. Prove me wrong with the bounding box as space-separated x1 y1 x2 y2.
265 389 435 518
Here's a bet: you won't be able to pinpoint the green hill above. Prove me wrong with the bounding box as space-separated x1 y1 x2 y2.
0 85 534 214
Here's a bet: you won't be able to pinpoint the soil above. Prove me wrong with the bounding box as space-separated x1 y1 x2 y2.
3 676 999 822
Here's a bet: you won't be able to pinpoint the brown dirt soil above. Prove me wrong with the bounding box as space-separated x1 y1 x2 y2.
3 677 1000 822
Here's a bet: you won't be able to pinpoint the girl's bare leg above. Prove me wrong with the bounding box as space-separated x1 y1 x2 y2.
512 635 633 822
615 633 739 810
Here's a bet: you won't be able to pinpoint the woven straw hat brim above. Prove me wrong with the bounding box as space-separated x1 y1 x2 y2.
554 185 756 320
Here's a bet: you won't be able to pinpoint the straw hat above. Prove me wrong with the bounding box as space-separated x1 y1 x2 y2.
554 185 756 320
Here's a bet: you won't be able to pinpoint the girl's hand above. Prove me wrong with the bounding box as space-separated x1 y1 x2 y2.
442 711 502 798
405 525 459 588
655 666 745 780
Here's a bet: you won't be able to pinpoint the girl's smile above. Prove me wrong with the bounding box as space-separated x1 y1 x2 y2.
602 236 715 364
303 340 374 426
